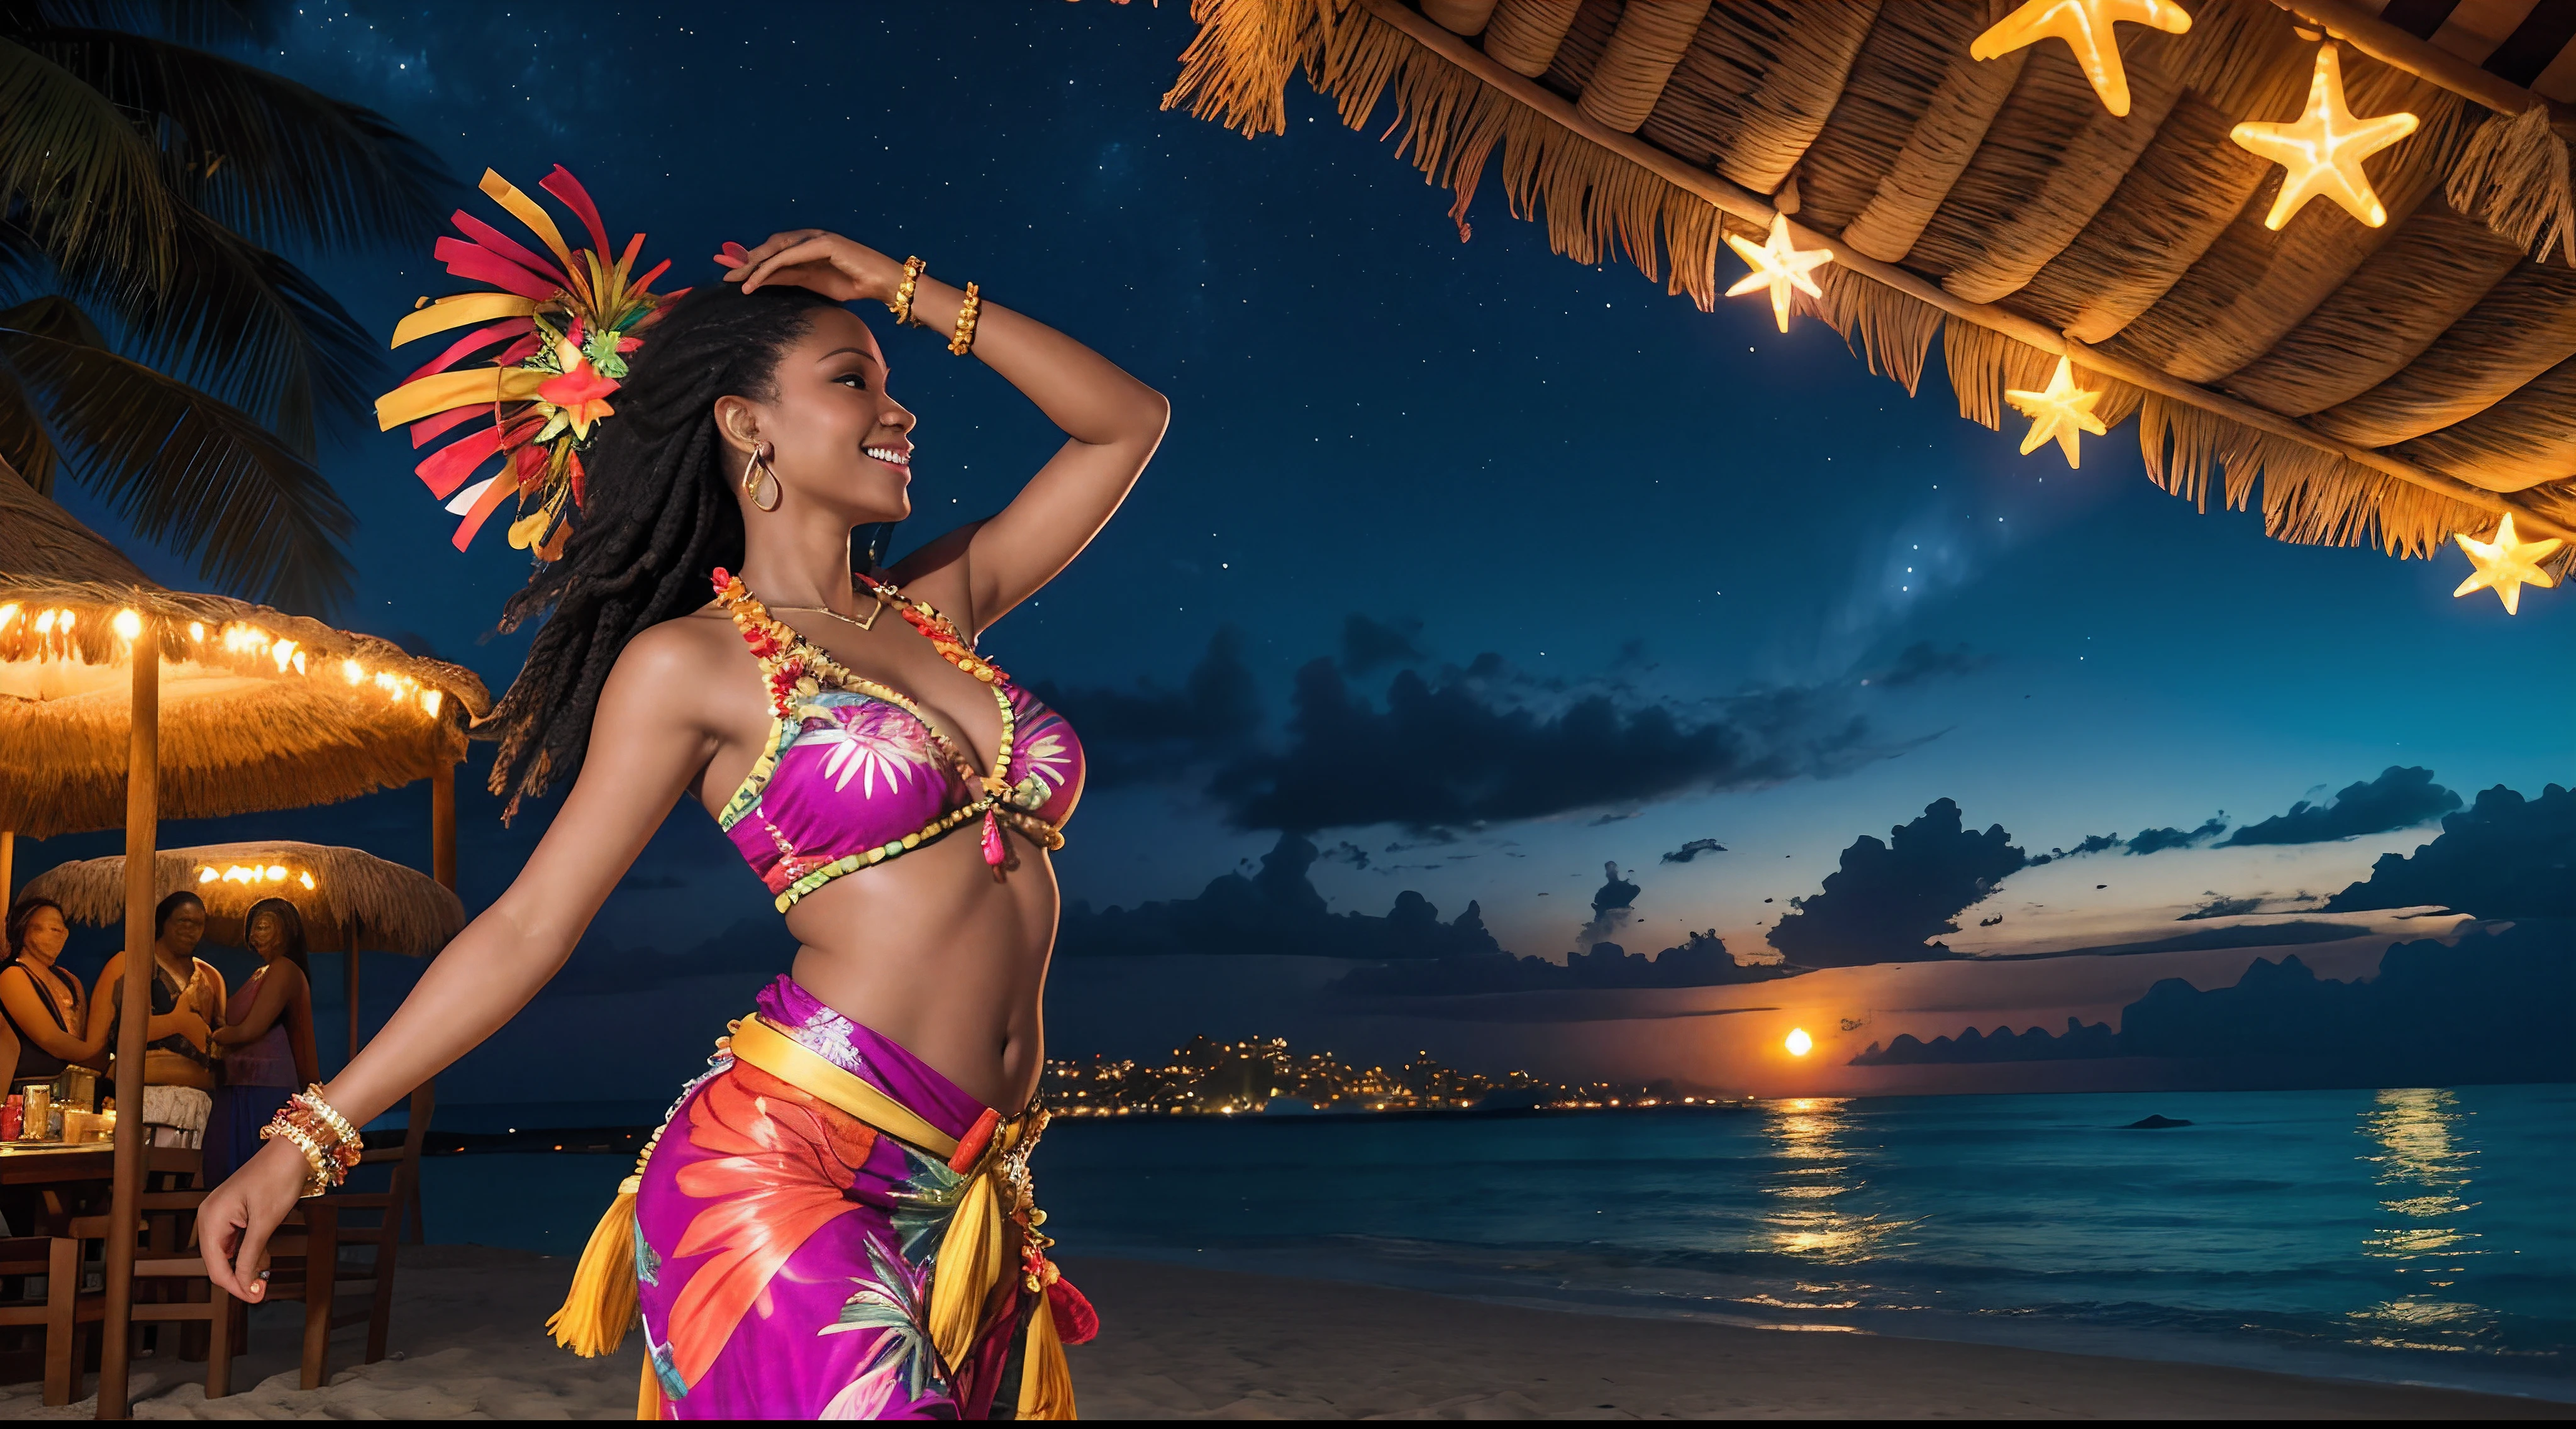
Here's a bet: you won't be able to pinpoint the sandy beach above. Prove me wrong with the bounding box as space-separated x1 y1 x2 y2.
0 1245 2557 1420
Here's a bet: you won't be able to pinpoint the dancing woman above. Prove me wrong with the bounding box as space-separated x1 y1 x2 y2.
199 170 1164 1420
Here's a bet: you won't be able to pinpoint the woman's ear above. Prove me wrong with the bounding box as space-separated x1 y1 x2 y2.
713 394 761 455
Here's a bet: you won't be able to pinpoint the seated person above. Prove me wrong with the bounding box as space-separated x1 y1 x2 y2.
89 891 226 1145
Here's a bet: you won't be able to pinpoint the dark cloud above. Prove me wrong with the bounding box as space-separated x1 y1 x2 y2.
1320 840 1372 871
1055 833 1504 961
2221 766 2460 847
2324 783 2574 919
2127 816 2228 855
1208 657 1894 833
1587 811 1642 826
1575 860 1642 952
1335 930 1795 996
1851 921 2575 1087
1339 613 1428 673
2178 894 2263 921
1023 627 1261 788
1867 640 1994 689
1660 838 1728 864
1766 799 2026 967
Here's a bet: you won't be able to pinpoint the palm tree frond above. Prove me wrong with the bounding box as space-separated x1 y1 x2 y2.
23 26 447 254
21 1 280 47
75 208 377 456
0 35 175 281
0 294 353 610
0 359 66 495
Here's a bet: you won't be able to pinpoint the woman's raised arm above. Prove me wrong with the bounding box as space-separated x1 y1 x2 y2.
196 623 724 1300
728 230 1168 633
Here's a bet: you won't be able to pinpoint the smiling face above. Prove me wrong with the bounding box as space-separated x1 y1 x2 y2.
160 900 205 957
248 908 284 959
719 306 917 526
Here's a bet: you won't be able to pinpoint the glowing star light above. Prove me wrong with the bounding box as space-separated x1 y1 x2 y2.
1784 1028 1814 1057
1724 214 1832 334
2451 513 2562 614
2230 44 2418 229
2004 357 2109 468
1969 0 2191 117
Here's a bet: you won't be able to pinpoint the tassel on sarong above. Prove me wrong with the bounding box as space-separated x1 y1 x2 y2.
546 1172 644 1356
1016 1278 1077 1420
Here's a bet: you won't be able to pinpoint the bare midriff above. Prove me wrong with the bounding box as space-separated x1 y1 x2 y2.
777 827 1058 1111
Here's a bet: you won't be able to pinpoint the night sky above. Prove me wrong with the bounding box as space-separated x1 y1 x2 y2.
31 3 2573 1072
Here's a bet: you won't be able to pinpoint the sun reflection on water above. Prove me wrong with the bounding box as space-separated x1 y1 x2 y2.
1760 1098 1908 1264
2348 1087 2491 1352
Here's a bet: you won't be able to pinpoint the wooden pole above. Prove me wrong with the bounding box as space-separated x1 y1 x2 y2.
431 758 456 894
1 830 14 906
408 757 458 1244
98 619 158 1421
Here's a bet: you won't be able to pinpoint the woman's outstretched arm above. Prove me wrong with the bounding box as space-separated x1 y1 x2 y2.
0 964 104 1064
728 230 1168 633
196 626 723 1301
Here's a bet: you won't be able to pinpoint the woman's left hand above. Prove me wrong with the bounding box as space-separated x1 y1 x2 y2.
718 230 904 308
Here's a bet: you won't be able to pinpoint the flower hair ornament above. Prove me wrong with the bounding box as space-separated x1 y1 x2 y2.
374 166 680 559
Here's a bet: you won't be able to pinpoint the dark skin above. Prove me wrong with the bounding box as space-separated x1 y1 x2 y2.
210 910 321 1087
201 231 1167 1302
89 900 224 1093
0 905 107 1081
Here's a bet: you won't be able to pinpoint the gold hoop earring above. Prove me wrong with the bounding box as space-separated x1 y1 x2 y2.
741 441 781 513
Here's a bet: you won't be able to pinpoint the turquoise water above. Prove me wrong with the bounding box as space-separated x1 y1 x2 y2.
421 1084 2573 1400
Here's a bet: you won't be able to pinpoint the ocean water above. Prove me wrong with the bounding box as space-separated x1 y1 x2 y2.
419 1084 2573 1401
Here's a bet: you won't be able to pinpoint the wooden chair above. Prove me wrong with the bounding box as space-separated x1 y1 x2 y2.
0 1232 99 1404
260 1081 433 1389
65 1192 237 1401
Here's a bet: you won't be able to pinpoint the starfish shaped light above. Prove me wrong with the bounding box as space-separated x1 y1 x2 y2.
2004 357 2109 468
2451 513 2562 614
2231 44 2419 230
1724 214 1833 334
1968 0 2192 117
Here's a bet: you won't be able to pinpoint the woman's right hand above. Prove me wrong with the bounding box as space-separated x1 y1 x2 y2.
197 1138 309 1301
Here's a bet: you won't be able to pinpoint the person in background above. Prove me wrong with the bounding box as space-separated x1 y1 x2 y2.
88 891 225 1147
1 898 106 1095
203 898 321 1183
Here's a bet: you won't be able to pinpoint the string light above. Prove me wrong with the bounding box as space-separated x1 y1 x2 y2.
2230 44 2418 230
1968 0 2191 117
2005 357 2109 467
1723 213 1833 334
2451 513 2562 614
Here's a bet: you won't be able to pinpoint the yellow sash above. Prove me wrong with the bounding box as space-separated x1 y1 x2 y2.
551 1013 1077 1420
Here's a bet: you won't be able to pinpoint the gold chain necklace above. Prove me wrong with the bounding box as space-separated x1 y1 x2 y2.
770 579 886 632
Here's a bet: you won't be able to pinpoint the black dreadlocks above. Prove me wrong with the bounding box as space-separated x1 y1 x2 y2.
487 282 843 820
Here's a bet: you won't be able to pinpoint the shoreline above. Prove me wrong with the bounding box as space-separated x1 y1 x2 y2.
1 1247 2557 1419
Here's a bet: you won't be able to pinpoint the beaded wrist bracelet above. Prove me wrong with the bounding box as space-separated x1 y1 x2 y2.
259 1086 363 1198
949 281 982 356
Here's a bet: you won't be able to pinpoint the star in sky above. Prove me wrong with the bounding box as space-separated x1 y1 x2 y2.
2004 357 2108 468
2230 43 2419 230
2451 512 2563 614
1723 214 1831 335
1968 0 2192 118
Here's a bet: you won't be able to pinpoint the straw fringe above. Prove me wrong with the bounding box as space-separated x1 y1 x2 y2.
1159 0 2576 564
19 842 465 955
2446 104 2576 268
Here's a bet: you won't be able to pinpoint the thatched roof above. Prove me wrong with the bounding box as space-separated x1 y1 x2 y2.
1164 0 2576 569
0 467 494 838
19 841 464 957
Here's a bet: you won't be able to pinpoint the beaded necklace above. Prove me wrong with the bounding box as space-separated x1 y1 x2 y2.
711 567 1062 872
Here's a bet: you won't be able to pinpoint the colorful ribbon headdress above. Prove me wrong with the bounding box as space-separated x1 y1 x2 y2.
375 166 679 560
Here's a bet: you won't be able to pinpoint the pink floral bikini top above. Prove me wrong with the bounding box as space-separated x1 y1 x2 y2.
709 569 1084 911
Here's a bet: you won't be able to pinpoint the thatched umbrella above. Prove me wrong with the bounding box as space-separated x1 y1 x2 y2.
21 842 467 1057
0 464 490 1416
1161 0 2576 581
